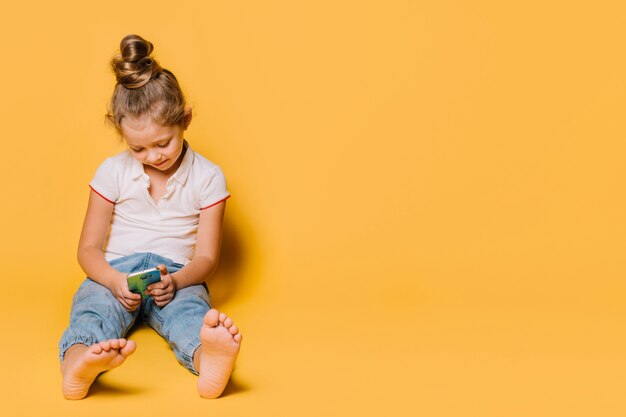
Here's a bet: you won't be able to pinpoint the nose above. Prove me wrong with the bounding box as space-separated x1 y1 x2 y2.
146 149 162 163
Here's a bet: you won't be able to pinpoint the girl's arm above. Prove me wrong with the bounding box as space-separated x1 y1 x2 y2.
170 200 226 289
77 190 141 310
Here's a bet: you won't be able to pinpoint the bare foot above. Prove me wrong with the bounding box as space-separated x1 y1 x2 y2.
61 338 137 400
196 309 242 398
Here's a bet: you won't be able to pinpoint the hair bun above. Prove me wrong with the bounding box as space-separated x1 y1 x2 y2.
111 34 162 89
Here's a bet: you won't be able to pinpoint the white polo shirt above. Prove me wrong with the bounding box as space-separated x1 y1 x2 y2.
89 141 230 265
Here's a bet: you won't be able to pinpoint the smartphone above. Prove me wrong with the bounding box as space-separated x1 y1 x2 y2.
127 267 161 298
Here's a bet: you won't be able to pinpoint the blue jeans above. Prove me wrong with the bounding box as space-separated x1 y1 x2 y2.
58 252 211 375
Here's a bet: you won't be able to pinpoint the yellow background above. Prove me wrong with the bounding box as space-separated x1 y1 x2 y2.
1 1 625 416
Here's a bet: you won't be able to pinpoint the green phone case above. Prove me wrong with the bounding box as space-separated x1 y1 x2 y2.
127 268 161 297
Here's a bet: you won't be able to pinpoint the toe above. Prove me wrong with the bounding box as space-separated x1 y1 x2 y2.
229 325 239 335
234 333 242 343
223 317 233 328
204 309 220 327
99 340 111 351
120 340 137 357
219 312 227 323
110 339 120 350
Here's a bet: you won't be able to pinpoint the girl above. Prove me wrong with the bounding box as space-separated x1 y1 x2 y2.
58 34 242 400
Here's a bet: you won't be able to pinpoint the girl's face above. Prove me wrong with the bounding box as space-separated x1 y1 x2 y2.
121 114 188 174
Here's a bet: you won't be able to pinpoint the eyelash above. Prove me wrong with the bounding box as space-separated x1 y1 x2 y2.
131 140 170 152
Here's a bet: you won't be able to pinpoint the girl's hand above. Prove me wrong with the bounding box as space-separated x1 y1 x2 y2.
146 265 177 308
112 272 142 312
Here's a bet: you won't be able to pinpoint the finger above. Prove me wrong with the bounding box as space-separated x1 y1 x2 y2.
157 264 169 276
147 282 166 291
125 291 142 301
118 298 131 310
123 295 140 308
119 295 136 311
125 293 141 303
149 288 163 297
155 294 173 304
128 300 141 308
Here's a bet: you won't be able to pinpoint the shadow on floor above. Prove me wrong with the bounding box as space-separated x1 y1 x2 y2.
221 375 250 397
207 215 248 306
89 378 147 397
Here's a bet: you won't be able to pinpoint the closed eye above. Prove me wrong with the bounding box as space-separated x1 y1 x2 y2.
158 140 171 148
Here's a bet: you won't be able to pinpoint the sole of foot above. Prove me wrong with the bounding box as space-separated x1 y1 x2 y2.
197 309 242 398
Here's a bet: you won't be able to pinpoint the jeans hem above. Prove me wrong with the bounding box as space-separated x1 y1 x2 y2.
183 339 202 375
59 336 98 361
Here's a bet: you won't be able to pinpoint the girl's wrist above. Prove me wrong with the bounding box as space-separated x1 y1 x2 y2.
170 272 178 291
108 271 127 290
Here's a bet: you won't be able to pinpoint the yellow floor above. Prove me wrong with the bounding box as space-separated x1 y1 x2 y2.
3 288 625 416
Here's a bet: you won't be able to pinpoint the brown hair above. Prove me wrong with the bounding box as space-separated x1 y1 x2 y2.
105 34 189 135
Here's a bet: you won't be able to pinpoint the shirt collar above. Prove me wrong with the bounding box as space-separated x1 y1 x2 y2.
130 140 194 185
170 140 193 185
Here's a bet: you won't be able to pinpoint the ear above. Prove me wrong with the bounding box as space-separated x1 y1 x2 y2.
182 107 193 130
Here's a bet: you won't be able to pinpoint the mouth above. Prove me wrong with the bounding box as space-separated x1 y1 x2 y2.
154 159 168 167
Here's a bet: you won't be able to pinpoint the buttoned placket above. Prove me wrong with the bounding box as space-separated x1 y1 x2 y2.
139 172 179 221
138 174 158 219
158 177 177 215
131 140 192 217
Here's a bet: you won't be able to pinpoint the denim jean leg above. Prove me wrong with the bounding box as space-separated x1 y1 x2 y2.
108 252 156 274
141 255 211 375
58 252 156 361
58 278 139 361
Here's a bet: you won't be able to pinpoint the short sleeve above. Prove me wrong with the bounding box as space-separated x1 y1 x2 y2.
200 166 230 209
89 157 120 203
